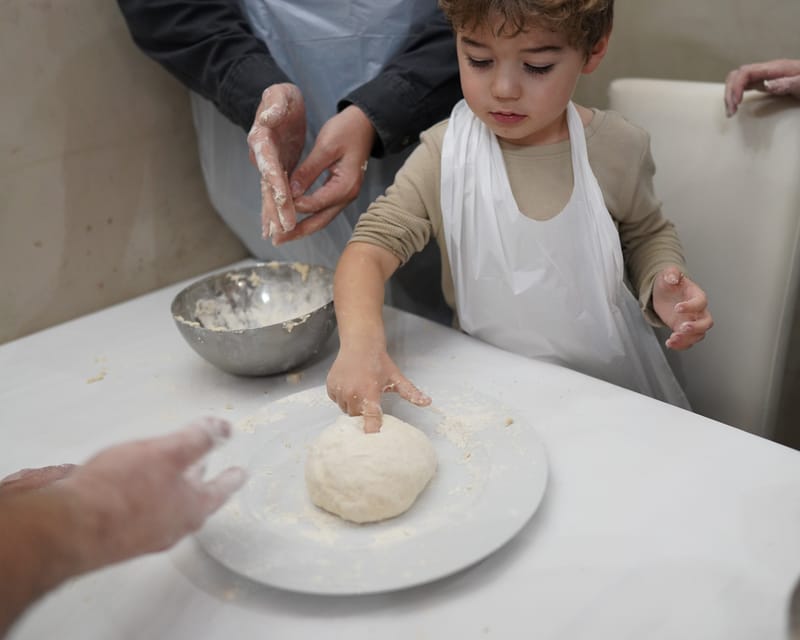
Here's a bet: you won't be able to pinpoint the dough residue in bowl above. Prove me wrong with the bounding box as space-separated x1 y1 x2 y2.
191 270 331 331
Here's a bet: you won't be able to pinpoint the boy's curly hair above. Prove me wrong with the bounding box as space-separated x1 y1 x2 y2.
439 0 614 54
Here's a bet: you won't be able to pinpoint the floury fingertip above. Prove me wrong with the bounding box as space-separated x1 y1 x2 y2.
412 392 432 406
216 467 248 493
193 417 232 447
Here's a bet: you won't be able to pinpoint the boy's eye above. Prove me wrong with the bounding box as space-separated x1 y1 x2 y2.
524 64 554 75
467 56 492 68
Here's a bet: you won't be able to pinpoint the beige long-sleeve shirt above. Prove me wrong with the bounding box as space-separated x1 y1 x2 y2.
351 108 686 326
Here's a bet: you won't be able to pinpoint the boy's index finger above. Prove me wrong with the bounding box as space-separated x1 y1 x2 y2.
360 399 383 434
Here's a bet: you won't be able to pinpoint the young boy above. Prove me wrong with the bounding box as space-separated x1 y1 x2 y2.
327 0 713 432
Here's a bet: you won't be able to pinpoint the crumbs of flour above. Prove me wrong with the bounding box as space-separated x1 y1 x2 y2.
435 410 505 449
370 526 417 547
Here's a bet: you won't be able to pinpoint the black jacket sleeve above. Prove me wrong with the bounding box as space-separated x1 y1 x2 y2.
340 10 462 158
116 1 462 155
116 0 289 131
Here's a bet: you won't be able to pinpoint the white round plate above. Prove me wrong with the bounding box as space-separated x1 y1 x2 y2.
196 382 548 595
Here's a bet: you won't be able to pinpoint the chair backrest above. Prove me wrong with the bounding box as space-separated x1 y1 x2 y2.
608 78 800 438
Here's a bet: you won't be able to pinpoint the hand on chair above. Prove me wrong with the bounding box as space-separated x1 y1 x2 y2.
652 265 714 350
725 59 800 117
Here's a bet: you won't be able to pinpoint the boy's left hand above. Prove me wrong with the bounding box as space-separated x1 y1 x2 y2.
652 265 714 350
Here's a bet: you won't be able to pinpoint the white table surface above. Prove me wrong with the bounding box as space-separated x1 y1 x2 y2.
3 265 800 640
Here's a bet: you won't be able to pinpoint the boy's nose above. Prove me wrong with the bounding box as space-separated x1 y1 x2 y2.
491 71 521 100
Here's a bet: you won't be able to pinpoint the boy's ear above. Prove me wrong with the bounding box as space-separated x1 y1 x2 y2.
582 32 611 74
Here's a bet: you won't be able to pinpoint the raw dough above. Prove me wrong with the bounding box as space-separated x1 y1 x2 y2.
305 414 437 524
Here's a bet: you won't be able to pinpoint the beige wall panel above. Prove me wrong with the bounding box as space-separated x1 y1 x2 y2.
0 0 246 344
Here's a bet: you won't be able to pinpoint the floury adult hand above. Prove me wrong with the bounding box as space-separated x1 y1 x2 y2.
270 105 376 246
247 83 306 240
0 418 247 637
652 265 714 350
15 417 248 570
326 347 431 434
724 59 800 117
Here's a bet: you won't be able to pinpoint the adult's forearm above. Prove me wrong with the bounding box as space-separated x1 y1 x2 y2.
116 0 290 130
0 489 91 637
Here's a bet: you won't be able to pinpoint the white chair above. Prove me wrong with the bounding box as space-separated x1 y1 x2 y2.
608 78 800 439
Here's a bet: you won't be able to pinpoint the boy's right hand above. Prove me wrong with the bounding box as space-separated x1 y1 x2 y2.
326 347 431 433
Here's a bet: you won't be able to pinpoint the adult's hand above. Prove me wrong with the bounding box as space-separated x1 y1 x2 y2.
0 418 246 637
247 83 307 239
725 59 800 116
271 105 376 246
62 417 247 570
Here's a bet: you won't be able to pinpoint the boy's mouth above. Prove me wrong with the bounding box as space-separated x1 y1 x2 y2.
489 111 526 124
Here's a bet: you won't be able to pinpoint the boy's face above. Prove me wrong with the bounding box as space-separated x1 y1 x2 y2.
456 16 609 146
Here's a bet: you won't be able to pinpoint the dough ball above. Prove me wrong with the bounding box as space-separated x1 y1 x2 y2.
305 414 437 524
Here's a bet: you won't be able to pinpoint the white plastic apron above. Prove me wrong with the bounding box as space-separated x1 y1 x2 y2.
441 100 689 407
191 0 437 268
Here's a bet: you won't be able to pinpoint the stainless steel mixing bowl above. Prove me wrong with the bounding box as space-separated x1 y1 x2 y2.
171 262 336 376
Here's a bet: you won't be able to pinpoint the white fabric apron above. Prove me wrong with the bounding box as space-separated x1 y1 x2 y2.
191 0 437 268
441 100 689 407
